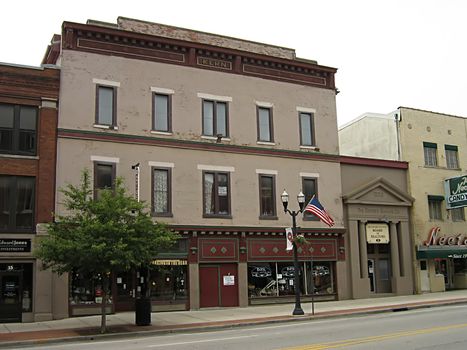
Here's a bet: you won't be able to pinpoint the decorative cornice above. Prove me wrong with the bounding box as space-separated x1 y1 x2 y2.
61 22 336 90
168 224 346 235
57 128 340 163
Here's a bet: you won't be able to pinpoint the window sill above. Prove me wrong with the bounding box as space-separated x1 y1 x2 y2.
257 141 276 146
93 124 119 130
151 212 173 218
0 153 39 160
259 216 278 220
201 135 231 142
203 214 232 219
151 130 173 136
300 145 319 151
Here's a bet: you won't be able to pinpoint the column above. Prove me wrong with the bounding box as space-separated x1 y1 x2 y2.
390 221 400 279
359 220 368 279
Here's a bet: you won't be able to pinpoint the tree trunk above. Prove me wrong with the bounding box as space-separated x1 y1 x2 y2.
100 274 108 334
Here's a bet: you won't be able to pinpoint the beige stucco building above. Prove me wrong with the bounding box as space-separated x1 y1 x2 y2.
339 107 467 294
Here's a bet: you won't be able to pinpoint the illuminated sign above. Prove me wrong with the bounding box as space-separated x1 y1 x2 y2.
151 259 187 266
424 227 467 247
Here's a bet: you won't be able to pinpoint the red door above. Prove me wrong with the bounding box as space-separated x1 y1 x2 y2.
199 264 238 308
220 264 238 307
199 266 220 308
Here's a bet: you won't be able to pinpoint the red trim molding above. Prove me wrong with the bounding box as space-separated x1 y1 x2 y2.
340 155 408 169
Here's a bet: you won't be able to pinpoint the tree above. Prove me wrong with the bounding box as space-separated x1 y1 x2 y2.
35 169 178 333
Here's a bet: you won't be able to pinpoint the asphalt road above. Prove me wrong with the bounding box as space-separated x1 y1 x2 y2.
13 304 467 350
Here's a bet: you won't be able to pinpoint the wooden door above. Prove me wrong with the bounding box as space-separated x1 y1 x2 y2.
219 264 238 307
199 265 220 308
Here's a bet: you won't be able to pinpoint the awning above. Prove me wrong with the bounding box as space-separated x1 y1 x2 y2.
416 246 467 259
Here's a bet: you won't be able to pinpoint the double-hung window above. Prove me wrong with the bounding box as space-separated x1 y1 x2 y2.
451 207 465 222
445 145 459 169
94 162 116 200
423 142 437 167
203 171 230 216
428 195 443 220
152 167 172 216
257 106 273 142
0 175 35 232
299 111 315 146
0 103 38 155
259 174 277 219
153 93 171 133
302 177 319 220
96 85 117 127
202 100 228 137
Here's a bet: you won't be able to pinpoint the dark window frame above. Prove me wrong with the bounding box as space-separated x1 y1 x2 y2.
0 175 35 233
299 111 315 146
202 99 229 137
258 174 277 220
445 145 459 169
93 161 116 200
256 106 274 142
151 167 173 217
428 195 443 221
302 177 319 221
202 171 231 218
0 103 38 156
423 142 437 167
152 93 172 132
95 85 117 127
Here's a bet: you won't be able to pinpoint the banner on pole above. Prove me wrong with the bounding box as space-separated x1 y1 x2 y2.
285 227 293 251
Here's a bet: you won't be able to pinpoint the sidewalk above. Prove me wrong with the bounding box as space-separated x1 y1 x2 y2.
1 290 467 348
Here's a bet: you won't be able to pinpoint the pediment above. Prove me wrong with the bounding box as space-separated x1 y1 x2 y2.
343 177 414 207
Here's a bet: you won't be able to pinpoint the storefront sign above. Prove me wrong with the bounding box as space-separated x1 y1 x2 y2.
223 275 235 286
445 175 467 209
197 57 232 70
0 239 31 253
366 223 389 244
424 227 467 246
152 259 187 265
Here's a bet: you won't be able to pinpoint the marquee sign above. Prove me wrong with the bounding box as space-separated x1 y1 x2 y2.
444 174 467 209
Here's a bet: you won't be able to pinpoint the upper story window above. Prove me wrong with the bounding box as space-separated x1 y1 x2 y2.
299 111 315 146
423 142 437 167
257 106 273 142
94 162 116 200
0 175 35 232
153 93 171 132
152 167 172 216
0 103 38 156
203 171 230 217
95 85 117 127
428 195 443 221
445 145 459 169
202 100 228 137
451 207 465 222
259 174 277 219
302 176 319 221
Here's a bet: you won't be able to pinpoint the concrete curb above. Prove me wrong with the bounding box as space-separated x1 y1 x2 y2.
2 298 467 349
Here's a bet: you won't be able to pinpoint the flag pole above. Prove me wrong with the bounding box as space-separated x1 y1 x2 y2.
311 255 315 315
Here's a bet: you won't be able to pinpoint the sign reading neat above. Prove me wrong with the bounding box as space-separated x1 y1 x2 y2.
445 175 467 209
366 223 390 244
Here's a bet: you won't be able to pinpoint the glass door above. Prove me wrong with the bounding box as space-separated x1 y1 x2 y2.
0 272 23 323
114 270 136 311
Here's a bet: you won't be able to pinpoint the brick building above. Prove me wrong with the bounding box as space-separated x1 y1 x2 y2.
0 62 67 322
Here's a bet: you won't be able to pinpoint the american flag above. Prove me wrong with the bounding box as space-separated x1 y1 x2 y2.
304 195 335 227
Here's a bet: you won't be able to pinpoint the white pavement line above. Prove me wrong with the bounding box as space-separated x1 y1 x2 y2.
146 335 257 348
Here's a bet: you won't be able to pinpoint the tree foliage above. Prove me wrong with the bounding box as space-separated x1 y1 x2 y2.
35 169 178 332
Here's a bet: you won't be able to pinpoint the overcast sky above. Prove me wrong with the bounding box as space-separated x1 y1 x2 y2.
2 0 466 125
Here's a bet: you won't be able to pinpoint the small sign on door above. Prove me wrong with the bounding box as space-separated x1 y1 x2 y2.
223 275 235 286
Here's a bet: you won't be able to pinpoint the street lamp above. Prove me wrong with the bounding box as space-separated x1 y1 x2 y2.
281 190 306 316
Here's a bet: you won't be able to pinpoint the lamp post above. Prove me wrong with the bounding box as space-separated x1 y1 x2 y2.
281 190 306 316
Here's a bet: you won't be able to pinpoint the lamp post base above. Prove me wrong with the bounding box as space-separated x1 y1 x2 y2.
293 306 305 315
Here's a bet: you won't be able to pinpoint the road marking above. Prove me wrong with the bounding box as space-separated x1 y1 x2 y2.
279 322 467 349
147 334 257 347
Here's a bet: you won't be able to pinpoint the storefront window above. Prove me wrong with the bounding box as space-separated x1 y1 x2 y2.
248 261 334 299
69 271 111 305
149 263 187 301
454 259 467 274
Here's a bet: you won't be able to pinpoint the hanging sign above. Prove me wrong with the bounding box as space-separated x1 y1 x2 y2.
445 175 467 209
366 223 389 244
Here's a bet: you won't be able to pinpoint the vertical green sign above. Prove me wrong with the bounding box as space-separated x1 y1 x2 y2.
445 175 467 209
